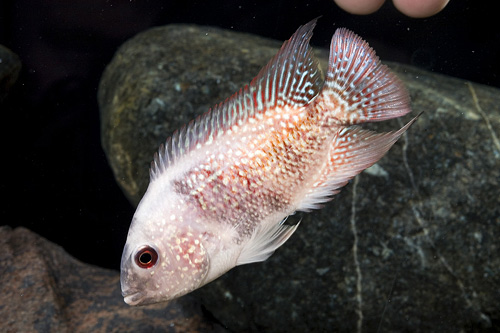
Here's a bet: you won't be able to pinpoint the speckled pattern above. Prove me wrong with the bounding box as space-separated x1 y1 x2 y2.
119 21 416 308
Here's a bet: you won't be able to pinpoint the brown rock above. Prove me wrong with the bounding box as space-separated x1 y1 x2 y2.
0 226 226 332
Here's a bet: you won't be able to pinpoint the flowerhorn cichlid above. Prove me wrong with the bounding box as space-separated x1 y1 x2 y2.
120 18 418 305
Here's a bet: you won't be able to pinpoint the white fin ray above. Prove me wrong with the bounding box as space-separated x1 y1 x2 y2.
250 18 323 108
237 217 300 265
297 115 420 211
319 28 411 125
150 19 323 181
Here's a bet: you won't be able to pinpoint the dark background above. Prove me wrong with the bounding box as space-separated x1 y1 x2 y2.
1 0 498 270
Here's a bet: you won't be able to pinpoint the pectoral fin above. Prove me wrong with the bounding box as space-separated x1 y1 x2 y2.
237 217 300 265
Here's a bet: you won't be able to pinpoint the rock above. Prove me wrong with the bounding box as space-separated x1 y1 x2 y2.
0 45 22 102
0 226 225 332
98 24 500 331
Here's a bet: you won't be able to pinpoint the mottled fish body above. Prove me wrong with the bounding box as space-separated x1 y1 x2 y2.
121 19 416 305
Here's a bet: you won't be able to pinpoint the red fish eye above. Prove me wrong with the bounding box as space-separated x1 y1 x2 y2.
134 246 158 269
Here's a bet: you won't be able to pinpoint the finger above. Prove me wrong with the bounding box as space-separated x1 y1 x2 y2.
334 0 386 15
393 0 449 18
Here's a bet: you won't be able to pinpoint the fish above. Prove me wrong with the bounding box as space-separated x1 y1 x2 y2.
120 18 417 306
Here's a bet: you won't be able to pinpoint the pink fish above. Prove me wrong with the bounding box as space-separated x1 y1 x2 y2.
120 19 416 305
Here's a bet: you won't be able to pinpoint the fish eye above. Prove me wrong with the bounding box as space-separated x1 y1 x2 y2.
134 246 158 269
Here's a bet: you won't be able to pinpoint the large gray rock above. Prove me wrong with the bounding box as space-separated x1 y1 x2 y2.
98 24 500 331
0 226 224 332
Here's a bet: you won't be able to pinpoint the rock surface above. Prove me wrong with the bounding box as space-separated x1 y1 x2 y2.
0 45 21 102
0 226 225 332
98 24 500 331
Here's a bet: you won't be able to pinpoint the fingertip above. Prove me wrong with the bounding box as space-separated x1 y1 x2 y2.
393 0 449 18
334 0 386 15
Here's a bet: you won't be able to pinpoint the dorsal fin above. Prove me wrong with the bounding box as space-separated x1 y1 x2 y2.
150 19 323 180
249 18 322 108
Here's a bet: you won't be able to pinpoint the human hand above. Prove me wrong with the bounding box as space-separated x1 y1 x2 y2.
334 0 449 18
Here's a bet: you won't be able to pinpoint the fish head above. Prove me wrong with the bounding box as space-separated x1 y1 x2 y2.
120 203 210 305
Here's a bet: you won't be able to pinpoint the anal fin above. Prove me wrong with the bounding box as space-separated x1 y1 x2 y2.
297 115 420 211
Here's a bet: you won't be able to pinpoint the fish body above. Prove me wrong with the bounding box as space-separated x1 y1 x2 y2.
120 19 415 305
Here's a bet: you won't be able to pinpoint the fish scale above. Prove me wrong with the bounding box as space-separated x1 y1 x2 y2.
120 18 417 306
175 133 301 238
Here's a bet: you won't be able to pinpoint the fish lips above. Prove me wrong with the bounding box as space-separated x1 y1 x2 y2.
120 244 143 305
120 243 161 306
122 288 144 306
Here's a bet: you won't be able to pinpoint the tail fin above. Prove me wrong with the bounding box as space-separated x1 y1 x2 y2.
315 28 411 125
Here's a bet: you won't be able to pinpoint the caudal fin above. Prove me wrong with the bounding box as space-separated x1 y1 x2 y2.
315 28 411 125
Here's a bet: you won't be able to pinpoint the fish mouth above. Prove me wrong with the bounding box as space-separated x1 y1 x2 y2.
122 289 144 306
